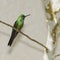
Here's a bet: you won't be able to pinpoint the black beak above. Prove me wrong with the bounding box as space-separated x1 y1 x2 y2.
25 14 30 17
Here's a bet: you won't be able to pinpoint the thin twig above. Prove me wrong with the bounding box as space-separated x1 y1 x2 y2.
0 20 48 50
55 54 60 58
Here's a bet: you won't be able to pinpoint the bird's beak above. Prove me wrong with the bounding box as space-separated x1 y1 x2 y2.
25 14 30 17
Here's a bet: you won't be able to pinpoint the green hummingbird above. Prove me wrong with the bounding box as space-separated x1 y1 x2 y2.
8 14 30 46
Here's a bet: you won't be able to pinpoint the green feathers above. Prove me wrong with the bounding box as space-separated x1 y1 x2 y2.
15 14 24 29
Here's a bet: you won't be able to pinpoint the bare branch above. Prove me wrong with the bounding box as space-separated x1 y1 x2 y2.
55 54 60 58
0 20 48 50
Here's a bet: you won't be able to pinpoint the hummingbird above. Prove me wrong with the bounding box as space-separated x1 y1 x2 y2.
8 14 30 46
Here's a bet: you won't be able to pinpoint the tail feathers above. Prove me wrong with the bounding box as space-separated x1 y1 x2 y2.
8 37 15 46
8 29 18 46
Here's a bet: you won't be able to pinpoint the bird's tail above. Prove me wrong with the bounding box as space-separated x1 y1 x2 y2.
8 36 16 46
8 30 18 46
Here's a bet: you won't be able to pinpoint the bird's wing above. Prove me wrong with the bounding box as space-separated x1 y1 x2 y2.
8 22 18 46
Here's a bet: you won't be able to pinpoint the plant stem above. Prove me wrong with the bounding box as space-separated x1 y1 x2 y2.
55 54 60 58
0 20 48 50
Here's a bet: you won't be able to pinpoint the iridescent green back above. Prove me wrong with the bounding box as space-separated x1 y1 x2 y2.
15 15 24 29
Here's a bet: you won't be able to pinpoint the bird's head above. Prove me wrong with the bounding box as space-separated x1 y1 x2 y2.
19 14 30 20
